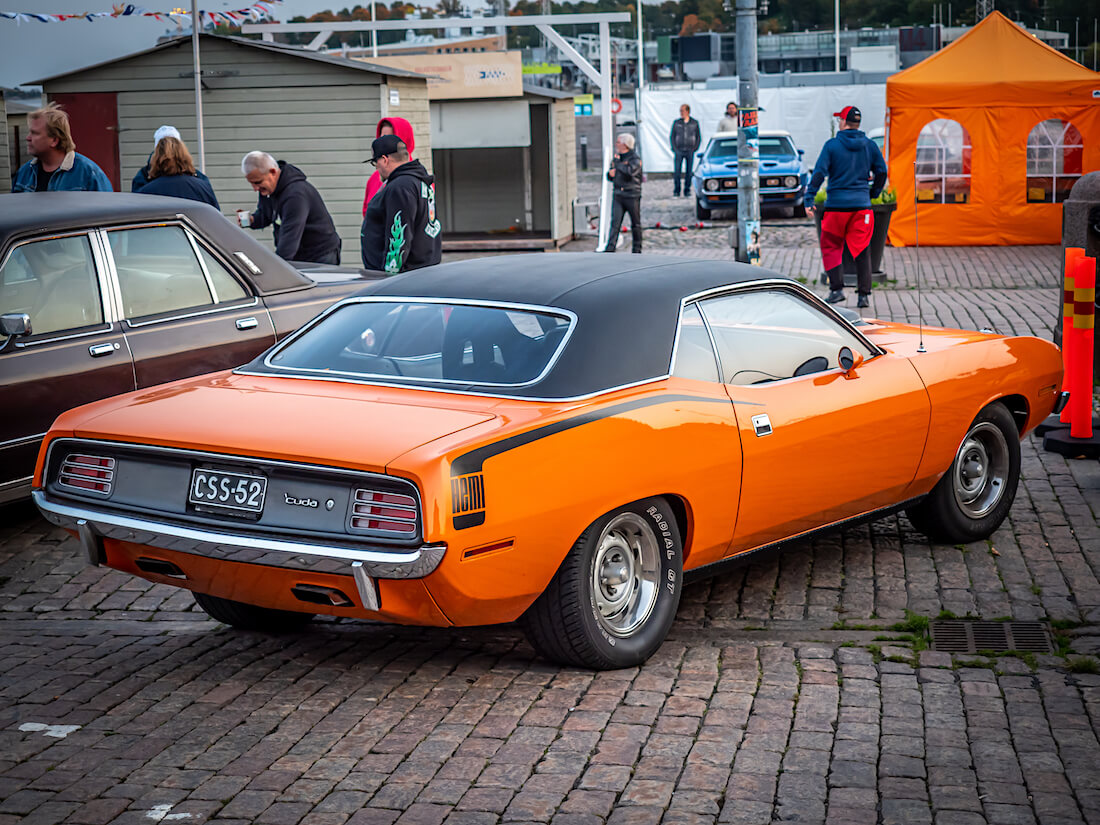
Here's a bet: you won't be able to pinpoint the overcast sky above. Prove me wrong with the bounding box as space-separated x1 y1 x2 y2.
0 0 414 88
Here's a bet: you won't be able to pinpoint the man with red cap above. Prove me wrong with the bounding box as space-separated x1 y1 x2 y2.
805 105 887 308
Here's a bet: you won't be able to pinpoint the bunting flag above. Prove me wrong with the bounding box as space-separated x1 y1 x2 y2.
0 1 281 27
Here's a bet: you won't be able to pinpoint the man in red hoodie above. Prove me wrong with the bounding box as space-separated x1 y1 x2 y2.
363 117 416 214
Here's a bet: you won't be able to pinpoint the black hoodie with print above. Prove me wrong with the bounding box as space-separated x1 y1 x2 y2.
360 159 442 274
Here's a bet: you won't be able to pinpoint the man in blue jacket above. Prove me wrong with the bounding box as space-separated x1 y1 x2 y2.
805 106 887 308
13 103 112 193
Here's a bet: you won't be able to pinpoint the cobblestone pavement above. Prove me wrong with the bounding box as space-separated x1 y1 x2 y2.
3 204 1099 824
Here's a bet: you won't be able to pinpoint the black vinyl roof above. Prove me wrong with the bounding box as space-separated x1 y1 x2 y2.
253 253 787 399
0 192 312 293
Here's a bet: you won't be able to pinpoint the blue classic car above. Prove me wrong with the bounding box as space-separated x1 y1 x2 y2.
692 130 809 220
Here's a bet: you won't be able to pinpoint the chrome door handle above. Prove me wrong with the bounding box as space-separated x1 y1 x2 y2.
236 317 258 331
751 413 773 437
88 343 117 358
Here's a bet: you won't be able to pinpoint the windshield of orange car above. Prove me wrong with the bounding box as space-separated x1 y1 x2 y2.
264 300 573 387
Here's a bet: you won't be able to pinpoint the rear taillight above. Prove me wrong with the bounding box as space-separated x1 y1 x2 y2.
348 489 418 536
58 454 115 496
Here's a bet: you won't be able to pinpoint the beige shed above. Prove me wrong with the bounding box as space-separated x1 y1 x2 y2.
34 33 431 264
430 86 577 250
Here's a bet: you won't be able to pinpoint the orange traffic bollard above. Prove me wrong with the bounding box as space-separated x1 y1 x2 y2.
1060 247 1084 423
1070 256 1095 439
1044 254 1100 458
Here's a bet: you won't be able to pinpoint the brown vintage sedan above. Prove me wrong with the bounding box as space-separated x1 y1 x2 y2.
0 192 379 504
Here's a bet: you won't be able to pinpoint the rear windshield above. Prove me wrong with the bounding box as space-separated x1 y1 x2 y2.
265 300 573 387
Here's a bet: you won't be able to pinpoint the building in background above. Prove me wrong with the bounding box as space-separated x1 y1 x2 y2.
33 34 430 263
360 49 577 249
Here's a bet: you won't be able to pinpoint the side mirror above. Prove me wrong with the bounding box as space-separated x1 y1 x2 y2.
0 313 32 353
838 346 864 375
1 312 31 338
798 149 805 156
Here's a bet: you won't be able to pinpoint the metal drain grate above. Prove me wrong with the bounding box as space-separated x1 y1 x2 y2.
929 621 1054 653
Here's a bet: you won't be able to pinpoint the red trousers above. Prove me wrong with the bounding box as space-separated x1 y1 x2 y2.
819 209 873 272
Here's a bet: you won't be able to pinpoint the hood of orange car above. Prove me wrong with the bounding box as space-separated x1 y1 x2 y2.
64 373 498 473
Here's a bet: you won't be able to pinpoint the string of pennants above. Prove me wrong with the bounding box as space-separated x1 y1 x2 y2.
0 1 282 28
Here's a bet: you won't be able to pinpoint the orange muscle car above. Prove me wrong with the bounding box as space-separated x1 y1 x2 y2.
33 254 1065 669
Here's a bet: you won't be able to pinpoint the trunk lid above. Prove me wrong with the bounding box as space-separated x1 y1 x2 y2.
69 373 497 473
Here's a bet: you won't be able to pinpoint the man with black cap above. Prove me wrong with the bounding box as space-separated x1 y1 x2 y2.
805 105 887 308
360 134 441 274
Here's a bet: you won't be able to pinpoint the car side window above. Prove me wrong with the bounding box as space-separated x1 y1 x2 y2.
0 235 103 337
672 303 720 382
109 226 219 319
196 246 248 303
699 290 873 386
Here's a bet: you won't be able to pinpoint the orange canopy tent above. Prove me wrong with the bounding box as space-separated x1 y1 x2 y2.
886 11 1100 246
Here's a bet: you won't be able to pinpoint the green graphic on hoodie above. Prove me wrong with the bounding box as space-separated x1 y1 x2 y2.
385 211 406 273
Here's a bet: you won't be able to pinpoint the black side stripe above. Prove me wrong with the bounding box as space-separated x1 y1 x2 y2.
450 394 732 478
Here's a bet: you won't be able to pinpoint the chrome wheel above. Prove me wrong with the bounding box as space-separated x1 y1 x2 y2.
591 512 660 638
951 421 1010 519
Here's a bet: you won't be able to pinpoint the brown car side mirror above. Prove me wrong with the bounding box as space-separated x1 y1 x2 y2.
0 313 32 352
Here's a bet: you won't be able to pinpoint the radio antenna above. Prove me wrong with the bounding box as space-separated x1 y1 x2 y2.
913 162 926 354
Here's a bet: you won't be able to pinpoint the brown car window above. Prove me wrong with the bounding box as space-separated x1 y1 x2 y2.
197 246 248 303
109 226 216 319
0 235 103 337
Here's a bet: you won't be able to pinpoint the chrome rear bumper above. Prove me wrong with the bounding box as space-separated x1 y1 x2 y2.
33 491 446 610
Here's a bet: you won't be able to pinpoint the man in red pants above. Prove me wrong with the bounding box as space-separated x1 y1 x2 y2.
805 106 887 308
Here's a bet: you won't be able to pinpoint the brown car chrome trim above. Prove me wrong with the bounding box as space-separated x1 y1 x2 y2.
33 490 446 580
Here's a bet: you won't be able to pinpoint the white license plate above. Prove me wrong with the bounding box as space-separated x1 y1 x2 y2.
189 468 267 514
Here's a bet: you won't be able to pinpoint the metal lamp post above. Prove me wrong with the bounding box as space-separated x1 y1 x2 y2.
192 0 205 172
735 0 760 264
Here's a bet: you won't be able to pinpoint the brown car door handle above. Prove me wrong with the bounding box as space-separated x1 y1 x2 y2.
236 317 259 331
88 343 119 358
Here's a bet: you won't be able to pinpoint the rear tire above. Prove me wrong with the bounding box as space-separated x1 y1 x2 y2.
193 592 314 632
521 496 682 669
906 402 1020 543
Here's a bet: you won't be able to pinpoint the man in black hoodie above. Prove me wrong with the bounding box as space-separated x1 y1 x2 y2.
241 151 342 265
360 135 441 274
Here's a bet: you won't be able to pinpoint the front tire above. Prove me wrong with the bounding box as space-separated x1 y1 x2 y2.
695 201 711 220
193 592 314 632
521 497 683 669
906 402 1021 543
793 203 808 218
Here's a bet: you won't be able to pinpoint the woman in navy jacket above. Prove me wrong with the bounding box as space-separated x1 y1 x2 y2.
137 137 220 209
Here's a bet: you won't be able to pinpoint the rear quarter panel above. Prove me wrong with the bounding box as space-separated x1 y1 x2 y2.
263 280 375 339
389 381 744 626
903 333 1062 495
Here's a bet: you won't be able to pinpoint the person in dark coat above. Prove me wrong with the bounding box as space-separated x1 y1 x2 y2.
601 133 643 254
132 126 202 192
240 151 342 265
805 105 888 308
669 104 701 197
360 135 441 274
136 136 219 209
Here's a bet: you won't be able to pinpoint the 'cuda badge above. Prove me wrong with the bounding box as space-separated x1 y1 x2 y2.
284 492 319 508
